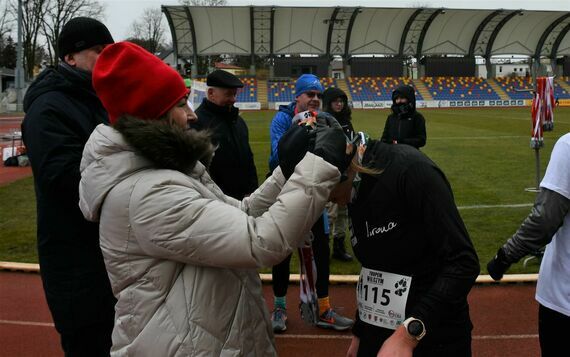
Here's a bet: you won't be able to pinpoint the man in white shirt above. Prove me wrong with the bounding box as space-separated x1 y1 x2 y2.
487 133 570 357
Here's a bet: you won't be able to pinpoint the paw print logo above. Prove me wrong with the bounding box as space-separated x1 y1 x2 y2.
394 278 408 296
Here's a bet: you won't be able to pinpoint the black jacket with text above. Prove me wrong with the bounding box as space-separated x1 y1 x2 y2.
349 140 479 347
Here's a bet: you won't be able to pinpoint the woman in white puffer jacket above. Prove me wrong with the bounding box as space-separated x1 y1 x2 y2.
79 41 347 356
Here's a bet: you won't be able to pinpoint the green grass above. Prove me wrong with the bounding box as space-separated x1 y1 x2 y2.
1 107 569 276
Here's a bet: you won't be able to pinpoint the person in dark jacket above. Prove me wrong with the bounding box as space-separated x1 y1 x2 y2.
191 70 258 199
381 85 427 149
322 87 354 262
329 135 479 357
21 17 116 357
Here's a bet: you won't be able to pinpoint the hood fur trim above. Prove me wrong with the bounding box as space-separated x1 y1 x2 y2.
114 116 215 173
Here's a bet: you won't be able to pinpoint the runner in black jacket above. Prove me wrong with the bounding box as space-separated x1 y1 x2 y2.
381 85 426 149
330 138 479 357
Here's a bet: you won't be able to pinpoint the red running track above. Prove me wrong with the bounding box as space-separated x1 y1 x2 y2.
0 271 539 357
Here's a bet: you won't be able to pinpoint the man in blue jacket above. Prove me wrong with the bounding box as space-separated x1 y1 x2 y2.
268 74 354 332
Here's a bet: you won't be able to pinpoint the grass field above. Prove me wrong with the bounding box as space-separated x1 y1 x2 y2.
1 107 569 275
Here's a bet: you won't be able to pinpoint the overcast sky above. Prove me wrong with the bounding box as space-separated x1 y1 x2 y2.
99 0 570 41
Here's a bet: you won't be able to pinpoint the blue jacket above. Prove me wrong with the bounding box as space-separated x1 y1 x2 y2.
269 101 296 171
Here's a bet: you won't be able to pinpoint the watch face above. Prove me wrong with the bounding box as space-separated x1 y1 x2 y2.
408 320 424 337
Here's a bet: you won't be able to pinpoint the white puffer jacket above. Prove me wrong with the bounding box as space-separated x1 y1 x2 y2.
79 123 339 356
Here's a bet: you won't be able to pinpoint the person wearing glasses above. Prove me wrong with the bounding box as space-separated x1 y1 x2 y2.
267 74 354 332
380 85 426 149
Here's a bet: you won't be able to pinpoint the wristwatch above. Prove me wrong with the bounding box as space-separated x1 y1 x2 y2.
402 317 426 341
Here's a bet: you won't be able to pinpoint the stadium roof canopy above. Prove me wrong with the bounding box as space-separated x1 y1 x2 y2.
162 6 570 61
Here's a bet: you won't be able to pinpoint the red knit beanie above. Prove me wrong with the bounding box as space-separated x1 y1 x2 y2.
93 41 189 124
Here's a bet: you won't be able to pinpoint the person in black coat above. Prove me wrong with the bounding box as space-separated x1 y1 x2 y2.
191 70 258 199
381 85 427 149
329 136 479 357
322 87 354 262
21 18 116 357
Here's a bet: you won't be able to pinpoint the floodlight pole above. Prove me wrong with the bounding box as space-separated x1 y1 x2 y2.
15 0 24 112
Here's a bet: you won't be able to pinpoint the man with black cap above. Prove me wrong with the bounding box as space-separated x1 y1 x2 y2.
21 17 116 356
191 69 258 199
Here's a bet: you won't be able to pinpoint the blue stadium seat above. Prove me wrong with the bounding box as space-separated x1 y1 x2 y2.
347 77 423 102
494 77 533 100
421 77 500 101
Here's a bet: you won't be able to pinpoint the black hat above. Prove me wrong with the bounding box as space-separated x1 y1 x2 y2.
206 70 244 88
57 17 114 60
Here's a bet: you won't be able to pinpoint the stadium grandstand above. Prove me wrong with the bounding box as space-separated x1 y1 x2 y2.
162 5 570 109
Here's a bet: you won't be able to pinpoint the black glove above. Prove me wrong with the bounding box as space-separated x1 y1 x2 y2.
312 112 349 174
487 247 511 281
277 123 315 179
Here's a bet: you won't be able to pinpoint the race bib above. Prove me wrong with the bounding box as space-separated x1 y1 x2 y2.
356 268 412 330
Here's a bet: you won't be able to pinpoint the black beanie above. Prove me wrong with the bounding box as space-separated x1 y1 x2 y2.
57 17 114 60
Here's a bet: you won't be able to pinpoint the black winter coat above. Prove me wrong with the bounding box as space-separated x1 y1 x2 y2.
322 87 354 137
349 140 479 348
21 65 116 333
193 98 258 199
381 85 426 149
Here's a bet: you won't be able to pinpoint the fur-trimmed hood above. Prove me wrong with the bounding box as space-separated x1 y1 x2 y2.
79 117 215 221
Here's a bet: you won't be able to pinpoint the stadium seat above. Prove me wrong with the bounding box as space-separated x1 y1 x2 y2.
236 77 258 102
554 77 570 99
421 77 500 101
346 77 423 102
494 77 534 100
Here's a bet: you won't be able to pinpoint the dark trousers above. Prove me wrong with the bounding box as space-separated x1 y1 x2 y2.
357 335 472 357
272 215 330 298
539 304 570 357
60 320 114 357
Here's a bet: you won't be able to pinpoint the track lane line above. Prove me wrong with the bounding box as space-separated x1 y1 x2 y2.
0 319 539 340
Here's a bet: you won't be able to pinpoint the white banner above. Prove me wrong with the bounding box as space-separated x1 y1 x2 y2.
361 101 391 109
235 102 261 110
351 101 363 109
447 99 526 108
273 102 290 110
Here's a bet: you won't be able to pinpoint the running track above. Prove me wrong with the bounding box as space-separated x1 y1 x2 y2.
0 271 539 357
0 115 541 356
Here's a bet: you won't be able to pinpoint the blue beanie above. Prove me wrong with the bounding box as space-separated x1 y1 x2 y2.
295 74 324 97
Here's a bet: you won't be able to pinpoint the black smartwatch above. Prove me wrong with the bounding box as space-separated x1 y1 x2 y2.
403 317 426 341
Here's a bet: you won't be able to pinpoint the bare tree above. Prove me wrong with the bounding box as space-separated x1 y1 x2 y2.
10 0 47 79
128 8 165 54
178 0 227 6
0 0 14 39
41 0 105 66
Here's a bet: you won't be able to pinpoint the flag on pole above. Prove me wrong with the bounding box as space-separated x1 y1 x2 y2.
530 77 555 149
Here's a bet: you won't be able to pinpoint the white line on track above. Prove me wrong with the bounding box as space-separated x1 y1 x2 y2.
0 319 539 341
0 319 54 327
274 334 538 340
458 203 533 210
